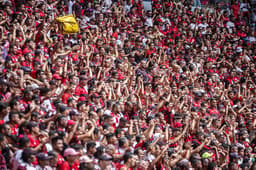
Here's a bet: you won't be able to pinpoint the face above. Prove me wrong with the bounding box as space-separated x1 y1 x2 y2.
32 125 40 134
53 139 64 152
109 136 117 145
130 155 137 168
11 114 20 124
50 156 58 166
211 100 217 107
25 91 33 101
4 125 12 136
66 155 78 162
60 117 68 127
0 136 6 148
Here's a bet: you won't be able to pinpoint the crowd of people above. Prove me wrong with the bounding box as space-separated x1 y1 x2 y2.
0 0 256 169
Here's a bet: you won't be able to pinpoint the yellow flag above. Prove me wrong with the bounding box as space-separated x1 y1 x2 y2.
56 14 79 34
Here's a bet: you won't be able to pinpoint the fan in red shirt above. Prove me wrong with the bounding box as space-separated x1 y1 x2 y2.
59 148 80 170
74 76 88 96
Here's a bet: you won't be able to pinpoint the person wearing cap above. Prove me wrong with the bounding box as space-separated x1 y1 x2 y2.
79 155 94 170
69 110 80 121
95 154 113 170
59 148 80 170
190 153 202 169
47 151 58 170
35 152 53 170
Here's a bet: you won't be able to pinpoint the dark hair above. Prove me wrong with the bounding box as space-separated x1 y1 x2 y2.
48 151 58 158
86 141 96 150
18 121 29 135
18 136 30 148
94 146 105 159
115 128 123 137
102 123 109 130
0 102 8 112
9 111 19 121
0 124 6 132
93 128 99 135
9 99 19 109
123 152 133 163
136 135 142 143
118 137 127 147
228 162 237 169
77 101 86 109
106 133 115 141
21 148 34 163
0 134 5 142
51 136 63 145
70 143 83 151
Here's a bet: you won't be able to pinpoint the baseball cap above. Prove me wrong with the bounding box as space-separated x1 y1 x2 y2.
28 84 39 90
78 96 87 102
37 153 53 161
52 74 62 80
174 122 183 128
201 152 213 159
80 155 93 163
98 154 112 161
64 148 81 157
67 120 75 126
59 105 69 113
69 110 79 116
230 152 240 159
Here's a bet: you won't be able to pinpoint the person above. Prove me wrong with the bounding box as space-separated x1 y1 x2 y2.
59 148 80 170
79 155 95 170
17 148 37 170
36 152 53 170
0 134 7 170
119 152 137 170
12 136 30 170
51 136 64 168
95 154 113 170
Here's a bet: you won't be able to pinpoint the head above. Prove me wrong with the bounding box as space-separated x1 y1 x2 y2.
64 148 80 163
123 152 137 168
79 155 95 170
21 148 36 164
9 111 20 124
86 141 97 155
0 134 6 149
51 136 64 153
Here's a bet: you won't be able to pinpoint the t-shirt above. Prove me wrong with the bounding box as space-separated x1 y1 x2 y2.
59 160 79 170
74 85 88 96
